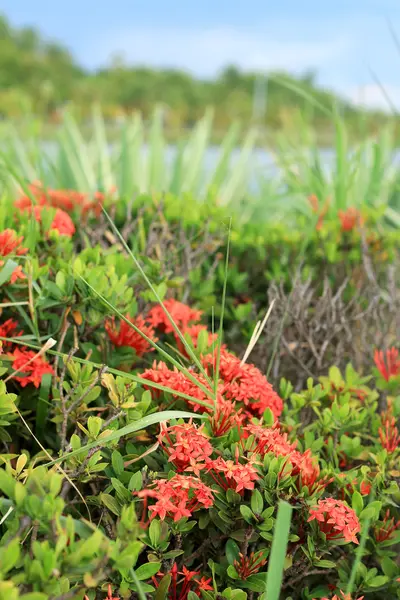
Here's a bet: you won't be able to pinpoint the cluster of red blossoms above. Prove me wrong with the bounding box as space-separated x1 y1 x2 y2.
152 563 212 599
158 421 213 473
374 509 400 543
308 498 361 544
137 474 213 522
202 348 283 418
374 347 400 382
14 181 116 239
147 298 202 334
0 319 54 387
0 229 28 283
105 314 157 357
244 423 330 494
308 195 364 233
16 181 108 217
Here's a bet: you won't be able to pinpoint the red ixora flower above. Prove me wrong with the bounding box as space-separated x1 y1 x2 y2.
147 298 202 334
105 314 157 357
338 207 363 232
379 414 399 454
152 563 212 600
308 498 360 544
374 347 400 381
8 347 54 388
206 449 260 494
25 205 76 237
0 229 28 283
234 550 267 579
141 360 214 412
0 319 21 353
137 474 213 522
244 423 329 494
374 509 400 543
202 349 283 418
158 421 213 474
16 181 110 218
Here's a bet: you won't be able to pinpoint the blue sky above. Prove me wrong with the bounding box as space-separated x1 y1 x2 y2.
3 0 400 109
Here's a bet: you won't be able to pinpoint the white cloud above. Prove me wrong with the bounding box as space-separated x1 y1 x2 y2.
87 25 352 76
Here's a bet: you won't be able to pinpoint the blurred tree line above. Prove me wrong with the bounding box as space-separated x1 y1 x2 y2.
0 14 393 136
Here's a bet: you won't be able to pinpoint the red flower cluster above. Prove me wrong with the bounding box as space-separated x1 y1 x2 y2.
374 509 400 543
379 414 399 453
0 319 21 352
245 423 327 493
105 314 157 357
152 563 212 600
20 205 75 238
202 349 283 418
0 229 28 283
137 474 213 522
8 347 54 388
147 298 202 334
141 361 214 411
338 207 363 232
16 181 107 217
234 550 267 579
158 421 213 473
209 398 242 436
245 422 297 456
206 451 259 494
374 347 400 381
308 498 360 544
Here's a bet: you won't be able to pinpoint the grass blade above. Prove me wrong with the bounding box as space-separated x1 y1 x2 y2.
45 410 202 465
265 500 293 600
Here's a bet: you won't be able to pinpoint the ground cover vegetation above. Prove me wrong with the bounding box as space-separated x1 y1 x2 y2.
0 125 398 599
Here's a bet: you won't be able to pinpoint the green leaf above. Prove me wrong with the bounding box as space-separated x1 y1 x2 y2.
0 538 20 574
367 575 389 587
155 574 171 600
227 565 239 580
317 560 337 568
226 539 240 565
240 505 255 524
0 259 18 286
0 469 16 498
100 493 121 516
251 489 263 514
352 491 363 516
112 451 125 476
129 471 142 491
135 562 162 581
381 556 398 578
149 519 161 547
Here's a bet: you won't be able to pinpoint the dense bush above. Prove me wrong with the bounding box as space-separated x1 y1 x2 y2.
0 184 399 600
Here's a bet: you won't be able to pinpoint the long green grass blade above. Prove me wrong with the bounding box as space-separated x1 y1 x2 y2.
45 410 201 465
265 500 292 600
